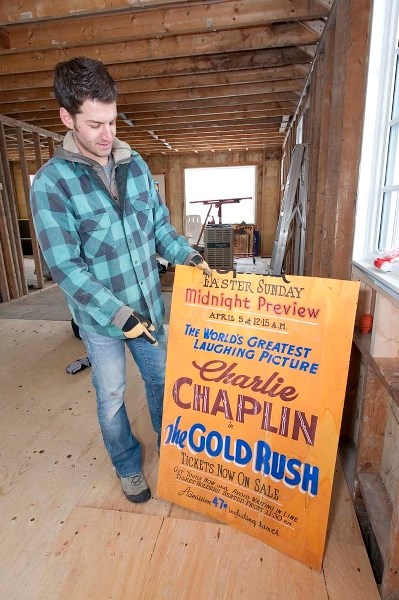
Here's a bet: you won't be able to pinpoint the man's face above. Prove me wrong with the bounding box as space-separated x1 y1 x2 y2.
60 99 117 166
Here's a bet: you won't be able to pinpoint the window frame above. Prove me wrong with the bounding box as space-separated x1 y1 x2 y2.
353 0 399 296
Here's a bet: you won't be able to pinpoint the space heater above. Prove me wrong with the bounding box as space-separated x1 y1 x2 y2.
204 225 234 270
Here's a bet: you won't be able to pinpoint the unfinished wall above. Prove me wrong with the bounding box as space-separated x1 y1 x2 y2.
2 127 281 303
280 1 399 596
0 115 61 300
11 161 37 220
283 0 371 281
281 2 399 597
147 149 281 256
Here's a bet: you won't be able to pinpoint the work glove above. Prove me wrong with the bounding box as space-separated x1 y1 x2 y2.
66 356 91 375
122 311 158 345
189 254 211 275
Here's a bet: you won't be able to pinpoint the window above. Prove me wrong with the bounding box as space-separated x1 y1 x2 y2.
380 43 399 251
184 166 256 225
354 1 399 292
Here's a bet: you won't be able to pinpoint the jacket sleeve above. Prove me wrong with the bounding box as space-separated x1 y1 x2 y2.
142 164 195 265
30 169 126 327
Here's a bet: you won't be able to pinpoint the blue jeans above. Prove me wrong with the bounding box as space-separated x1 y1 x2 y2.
79 326 166 477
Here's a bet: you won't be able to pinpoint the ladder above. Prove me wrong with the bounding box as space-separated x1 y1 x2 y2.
269 144 308 276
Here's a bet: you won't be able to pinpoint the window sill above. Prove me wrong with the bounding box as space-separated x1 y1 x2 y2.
352 259 399 302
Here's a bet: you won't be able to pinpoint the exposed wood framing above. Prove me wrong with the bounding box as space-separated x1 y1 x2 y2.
0 183 12 300
147 149 281 256
0 114 62 299
283 0 371 282
0 0 330 156
0 122 25 298
16 128 44 288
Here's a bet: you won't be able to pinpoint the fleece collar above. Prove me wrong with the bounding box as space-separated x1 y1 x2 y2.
55 130 133 166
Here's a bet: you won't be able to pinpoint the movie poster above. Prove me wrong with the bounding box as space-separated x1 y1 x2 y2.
157 266 359 569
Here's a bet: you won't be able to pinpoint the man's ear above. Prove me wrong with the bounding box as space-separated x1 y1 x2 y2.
59 107 74 130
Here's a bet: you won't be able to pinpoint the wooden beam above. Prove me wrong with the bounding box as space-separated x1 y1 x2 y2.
5 92 301 122
115 132 284 144
381 499 399 600
0 179 16 300
0 65 309 104
0 0 196 24
137 130 284 139
357 472 391 566
118 78 306 102
46 124 284 139
119 121 283 132
25 101 298 126
16 128 44 289
0 24 319 74
145 134 285 143
0 113 63 140
0 79 305 115
4 0 328 51
305 51 323 275
125 90 301 109
133 125 284 135
0 26 10 49
0 202 11 301
120 110 292 128
97 116 283 131
47 137 56 157
32 131 43 170
30 118 292 137
170 144 281 151
0 0 285 25
356 366 388 475
0 121 27 296
323 0 371 280
309 29 334 277
0 47 313 91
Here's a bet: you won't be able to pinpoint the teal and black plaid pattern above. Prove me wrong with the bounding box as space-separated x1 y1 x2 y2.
30 143 193 337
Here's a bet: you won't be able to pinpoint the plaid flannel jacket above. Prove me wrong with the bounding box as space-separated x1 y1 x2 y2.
30 133 194 337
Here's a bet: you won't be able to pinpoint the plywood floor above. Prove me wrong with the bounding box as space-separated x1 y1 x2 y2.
0 318 380 600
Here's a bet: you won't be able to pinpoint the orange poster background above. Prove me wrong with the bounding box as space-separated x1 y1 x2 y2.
157 266 359 569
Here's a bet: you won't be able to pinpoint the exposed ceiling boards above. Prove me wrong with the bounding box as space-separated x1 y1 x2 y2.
0 0 331 156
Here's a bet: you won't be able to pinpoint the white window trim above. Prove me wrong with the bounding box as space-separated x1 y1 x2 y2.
353 0 399 296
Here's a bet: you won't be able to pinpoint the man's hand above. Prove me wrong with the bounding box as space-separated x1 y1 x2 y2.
122 311 158 345
189 254 211 275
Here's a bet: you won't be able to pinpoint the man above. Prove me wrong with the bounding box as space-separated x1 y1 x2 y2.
30 57 210 504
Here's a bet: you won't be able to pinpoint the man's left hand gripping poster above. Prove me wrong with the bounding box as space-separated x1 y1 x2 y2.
157 265 359 570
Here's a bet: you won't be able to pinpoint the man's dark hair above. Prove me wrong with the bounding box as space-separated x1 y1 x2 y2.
54 57 118 115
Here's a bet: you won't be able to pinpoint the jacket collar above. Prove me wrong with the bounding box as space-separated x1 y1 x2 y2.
55 130 133 166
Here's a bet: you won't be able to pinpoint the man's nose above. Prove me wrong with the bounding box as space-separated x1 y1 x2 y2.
101 124 114 139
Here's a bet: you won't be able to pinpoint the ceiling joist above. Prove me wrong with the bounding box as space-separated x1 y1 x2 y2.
0 0 332 155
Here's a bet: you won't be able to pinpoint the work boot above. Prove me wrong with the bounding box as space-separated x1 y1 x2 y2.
119 472 151 503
